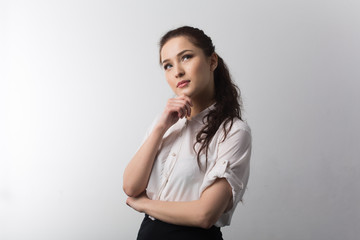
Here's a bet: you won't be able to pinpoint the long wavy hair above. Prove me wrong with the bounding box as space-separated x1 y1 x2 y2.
159 26 243 167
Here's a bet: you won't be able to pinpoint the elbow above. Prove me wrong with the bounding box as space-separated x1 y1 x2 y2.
122 184 142 197
199 221 214 230
197 210 218 229
123 176 146 197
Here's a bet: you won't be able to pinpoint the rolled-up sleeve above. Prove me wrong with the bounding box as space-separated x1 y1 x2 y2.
200 124 252 209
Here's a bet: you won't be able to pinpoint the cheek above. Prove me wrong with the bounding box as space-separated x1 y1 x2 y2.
165 74 176 90
165 72 171 83
191 60 209 76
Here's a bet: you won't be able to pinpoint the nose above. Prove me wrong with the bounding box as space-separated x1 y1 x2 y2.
174 64 185 78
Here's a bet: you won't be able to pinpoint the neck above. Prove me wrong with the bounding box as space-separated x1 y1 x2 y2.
187 94 215 120
187 76 216 119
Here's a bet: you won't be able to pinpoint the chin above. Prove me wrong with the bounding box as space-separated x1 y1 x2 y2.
177 89 193 97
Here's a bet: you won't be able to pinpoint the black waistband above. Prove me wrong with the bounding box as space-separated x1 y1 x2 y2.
137 214 223 240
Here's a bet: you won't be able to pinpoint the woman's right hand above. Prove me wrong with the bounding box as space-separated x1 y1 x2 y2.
156 95 193 132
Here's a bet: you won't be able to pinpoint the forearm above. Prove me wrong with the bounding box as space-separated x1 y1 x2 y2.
127 179 232 229
123 125 166 197
124 96 192 197
144 199 210 228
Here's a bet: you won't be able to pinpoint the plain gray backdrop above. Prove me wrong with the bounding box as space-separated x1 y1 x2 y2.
1 0 359 239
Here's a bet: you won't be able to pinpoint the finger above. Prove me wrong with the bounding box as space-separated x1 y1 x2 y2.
177 103 188 118
177 101 189 117
177 105 185 118
178 95 193 107
167 101 186 118
176 96 192 117
167 96 193 119
126 197 132 207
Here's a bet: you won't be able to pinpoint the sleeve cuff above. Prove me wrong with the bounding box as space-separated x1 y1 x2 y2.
200 159 244 207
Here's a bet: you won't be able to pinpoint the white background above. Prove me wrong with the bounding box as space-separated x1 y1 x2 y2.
1 0 359 239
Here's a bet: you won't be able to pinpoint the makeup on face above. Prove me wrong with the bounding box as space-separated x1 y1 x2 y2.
176 80 190 88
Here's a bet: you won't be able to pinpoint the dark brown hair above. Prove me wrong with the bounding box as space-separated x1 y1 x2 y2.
159 26 243 167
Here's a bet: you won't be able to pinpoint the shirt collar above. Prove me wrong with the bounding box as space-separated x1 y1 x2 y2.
187 102 216 124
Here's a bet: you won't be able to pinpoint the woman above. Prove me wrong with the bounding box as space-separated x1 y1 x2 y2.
123 26 252 240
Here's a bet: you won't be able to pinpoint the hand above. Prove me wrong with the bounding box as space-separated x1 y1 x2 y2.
126 191 150 213
156 95 193 131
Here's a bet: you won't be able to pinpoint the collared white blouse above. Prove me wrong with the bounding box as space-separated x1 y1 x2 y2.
143 105 252 227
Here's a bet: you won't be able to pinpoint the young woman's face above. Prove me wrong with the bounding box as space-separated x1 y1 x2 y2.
160 36 217 100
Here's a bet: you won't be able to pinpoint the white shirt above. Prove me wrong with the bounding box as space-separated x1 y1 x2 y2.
143 104 252 227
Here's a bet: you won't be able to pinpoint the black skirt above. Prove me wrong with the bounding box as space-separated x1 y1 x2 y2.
136 214 223 240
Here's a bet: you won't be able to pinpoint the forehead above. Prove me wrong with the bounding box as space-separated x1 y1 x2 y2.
160 36 200 61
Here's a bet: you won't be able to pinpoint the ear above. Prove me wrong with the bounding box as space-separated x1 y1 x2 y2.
210 52 218 72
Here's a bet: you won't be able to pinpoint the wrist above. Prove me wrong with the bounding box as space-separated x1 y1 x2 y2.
142 197 151 214
153 123 169 135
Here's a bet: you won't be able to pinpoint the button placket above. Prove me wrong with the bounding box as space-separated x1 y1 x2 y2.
157 121 188 200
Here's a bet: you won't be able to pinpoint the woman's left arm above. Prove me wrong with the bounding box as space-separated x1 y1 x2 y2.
126 178 232 229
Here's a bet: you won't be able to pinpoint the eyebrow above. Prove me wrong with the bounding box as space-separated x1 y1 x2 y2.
161 49 194 64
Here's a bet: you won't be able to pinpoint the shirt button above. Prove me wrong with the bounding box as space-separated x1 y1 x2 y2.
223 161 226 165
171 153 176 157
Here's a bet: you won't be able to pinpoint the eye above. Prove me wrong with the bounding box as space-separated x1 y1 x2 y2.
182 54 193 61
163 63 172 70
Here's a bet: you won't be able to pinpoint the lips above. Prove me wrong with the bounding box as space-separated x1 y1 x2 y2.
176 80 190 88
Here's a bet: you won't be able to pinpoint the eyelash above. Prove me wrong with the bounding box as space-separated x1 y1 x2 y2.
163 64 172 70
182 54 193 61
163 54 193 70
